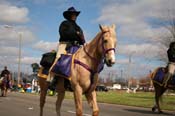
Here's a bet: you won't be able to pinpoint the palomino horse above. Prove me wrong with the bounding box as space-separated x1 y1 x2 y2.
0 74 11 97
150 67 175 113
38 24 117 116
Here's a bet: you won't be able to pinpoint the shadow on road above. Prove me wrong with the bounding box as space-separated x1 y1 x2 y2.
124 108 174 115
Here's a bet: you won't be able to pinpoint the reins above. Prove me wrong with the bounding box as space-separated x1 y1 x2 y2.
83 30 115 64
83 45 99 64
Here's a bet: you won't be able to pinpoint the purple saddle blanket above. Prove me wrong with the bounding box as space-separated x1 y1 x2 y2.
51 54 72 78
153 67 175 85
51 46 79 78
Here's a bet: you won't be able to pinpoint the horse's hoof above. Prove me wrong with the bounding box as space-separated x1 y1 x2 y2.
152 107 156 112
158 110 163 114
92 111 99 116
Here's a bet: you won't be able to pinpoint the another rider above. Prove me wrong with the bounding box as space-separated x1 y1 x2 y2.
47 7 85 86
1 66 10 78
163 42 175 87
0 66 11 92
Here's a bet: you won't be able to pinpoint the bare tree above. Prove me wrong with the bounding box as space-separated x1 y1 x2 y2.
161 10 175 46
155 4 175 62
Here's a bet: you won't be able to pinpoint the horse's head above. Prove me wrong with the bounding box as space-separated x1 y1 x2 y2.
99 24 117 67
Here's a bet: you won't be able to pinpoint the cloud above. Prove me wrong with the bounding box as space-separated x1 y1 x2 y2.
0 25 37 47
116 58 129 64
0 55 40 74
22 56 41 65
96 0 175 42
0 46 19 56
33 40 57 52
0 2 29 24
0 1 38 73
96 0 174 64
97 0 175 23
117 43 167 59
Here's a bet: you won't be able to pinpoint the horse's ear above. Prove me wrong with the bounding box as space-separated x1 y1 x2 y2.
112 24 116 29
99 24 103 31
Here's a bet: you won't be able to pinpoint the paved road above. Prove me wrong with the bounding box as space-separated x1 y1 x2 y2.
0 92 174 116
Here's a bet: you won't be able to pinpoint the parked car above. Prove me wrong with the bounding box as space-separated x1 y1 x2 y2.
95 85 108 92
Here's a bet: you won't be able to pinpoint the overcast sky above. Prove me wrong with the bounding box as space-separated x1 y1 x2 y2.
0 0 174 79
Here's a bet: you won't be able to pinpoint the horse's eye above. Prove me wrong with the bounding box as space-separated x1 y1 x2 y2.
104 40 108 43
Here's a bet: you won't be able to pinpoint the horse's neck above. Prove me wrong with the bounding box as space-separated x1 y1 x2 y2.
75 32 103 71
86 32 103 61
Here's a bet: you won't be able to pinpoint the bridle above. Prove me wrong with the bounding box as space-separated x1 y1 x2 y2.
83 30 116 63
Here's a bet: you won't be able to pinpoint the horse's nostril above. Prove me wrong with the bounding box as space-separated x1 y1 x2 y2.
109 60 112 64
110 59 115 64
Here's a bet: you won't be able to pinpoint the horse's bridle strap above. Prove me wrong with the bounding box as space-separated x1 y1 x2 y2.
83 45 99 63
74 59 96 74
104 48 115 54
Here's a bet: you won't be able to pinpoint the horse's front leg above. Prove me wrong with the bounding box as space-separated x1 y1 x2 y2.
40 89 47 116
87 73 98 94
85 91 99 116
73 85 83 116
2 87 6 97
56 77 65 116
1 88 4 97
39 78 49 116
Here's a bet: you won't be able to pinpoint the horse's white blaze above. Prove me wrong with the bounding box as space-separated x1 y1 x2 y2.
111 50 115 63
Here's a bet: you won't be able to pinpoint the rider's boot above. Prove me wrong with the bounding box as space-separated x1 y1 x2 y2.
163 73 172 88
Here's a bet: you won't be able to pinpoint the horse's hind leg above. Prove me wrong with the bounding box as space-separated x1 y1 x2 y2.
56 77 65 116
1 89 4 97
39 78 48 116
85 91 99 116
153 84 166 113
4 88 7 97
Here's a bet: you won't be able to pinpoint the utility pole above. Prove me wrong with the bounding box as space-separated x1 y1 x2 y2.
18 33 22 85
3 25 22 85
128 55 131 89
120 69 123 79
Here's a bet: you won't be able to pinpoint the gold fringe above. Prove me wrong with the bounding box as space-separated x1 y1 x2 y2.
37 67 48 79
152 80 164 86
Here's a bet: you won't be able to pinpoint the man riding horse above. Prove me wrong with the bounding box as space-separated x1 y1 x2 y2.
163 41 175 87
1 66 10 78
47 6 86 88
0 66 11 97
151 42 175 113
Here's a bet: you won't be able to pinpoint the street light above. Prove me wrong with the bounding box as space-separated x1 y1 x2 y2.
127 51 136 90
18 32 22 85
3 25 22 85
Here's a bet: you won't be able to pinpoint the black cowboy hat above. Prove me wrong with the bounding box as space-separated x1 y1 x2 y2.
63 7 80 19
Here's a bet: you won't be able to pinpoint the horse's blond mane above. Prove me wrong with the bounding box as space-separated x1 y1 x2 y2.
87 31 102 45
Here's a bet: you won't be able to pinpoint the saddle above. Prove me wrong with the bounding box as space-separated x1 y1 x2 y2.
40 51 56 68
38 46 79 79
51 45 79 79
51 54 73 79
